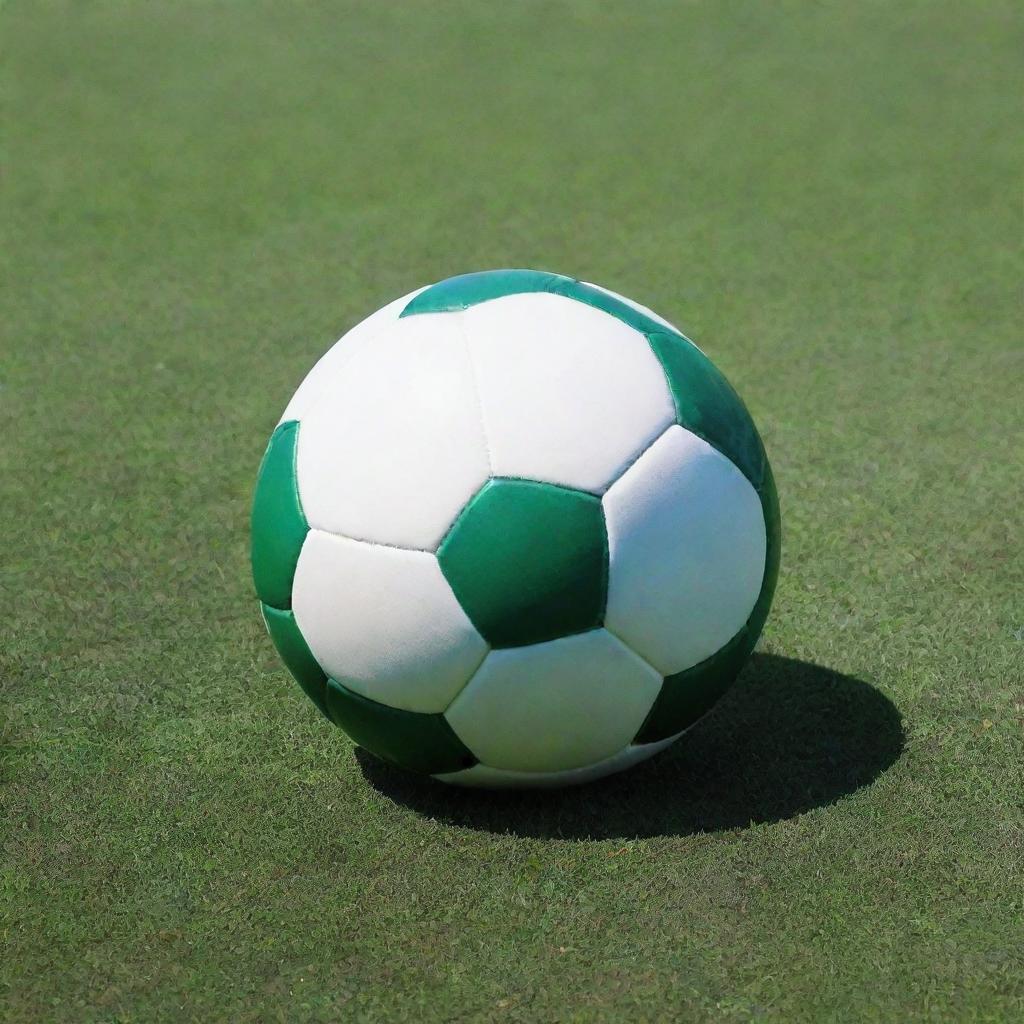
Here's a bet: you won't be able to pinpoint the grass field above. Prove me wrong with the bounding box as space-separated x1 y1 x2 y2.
3 2 1022 1021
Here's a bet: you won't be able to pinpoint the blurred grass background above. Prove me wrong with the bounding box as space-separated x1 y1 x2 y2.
2 2 1022 1021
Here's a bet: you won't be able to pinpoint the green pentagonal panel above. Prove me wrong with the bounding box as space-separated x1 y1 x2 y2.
634 623 759 745
399 267 781 741
324 678 477 775
646 331 767 491
261 603 331 721
251 420 308 610
753 458 782 636
400 269 567 316
437 478 607 648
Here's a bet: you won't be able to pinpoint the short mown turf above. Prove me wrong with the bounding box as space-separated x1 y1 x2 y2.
2 2 1021 1021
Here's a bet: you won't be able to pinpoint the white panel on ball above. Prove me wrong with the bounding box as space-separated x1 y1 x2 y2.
444 629 663 773
280 287 426 424
434 730 683 788
292 530 488 714
464 293 675 494
295 312 490 551
603 425 766 676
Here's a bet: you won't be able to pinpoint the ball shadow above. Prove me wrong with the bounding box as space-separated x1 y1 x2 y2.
355 653 904 839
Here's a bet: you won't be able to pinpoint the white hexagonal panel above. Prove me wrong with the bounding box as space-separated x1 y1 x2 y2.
444 629 663 773
280 287 426 424
295 311 490 550
603 425 766 676
464 293 675 494
292 529 488 714
434 730 683 788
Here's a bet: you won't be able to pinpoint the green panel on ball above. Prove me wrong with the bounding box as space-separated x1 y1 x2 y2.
251 420 307 610
754 459 782 634
400 269 567 316
324 678 477 775
634 623 760 744
437 478 607 648
646 331 767 491
261 603 331 721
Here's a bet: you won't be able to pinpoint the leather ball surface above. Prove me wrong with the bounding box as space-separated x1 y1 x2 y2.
252 270 780 787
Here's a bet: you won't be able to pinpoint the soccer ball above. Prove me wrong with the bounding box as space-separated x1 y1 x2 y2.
251 270 780 787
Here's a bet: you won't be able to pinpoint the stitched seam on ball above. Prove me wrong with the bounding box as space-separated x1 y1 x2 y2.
598 508 610 626
305 525 434 555
600 622 664 679
441 639 493 715
596 417 677 497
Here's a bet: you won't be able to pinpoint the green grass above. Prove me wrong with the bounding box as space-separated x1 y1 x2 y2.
2 1 1022 1020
